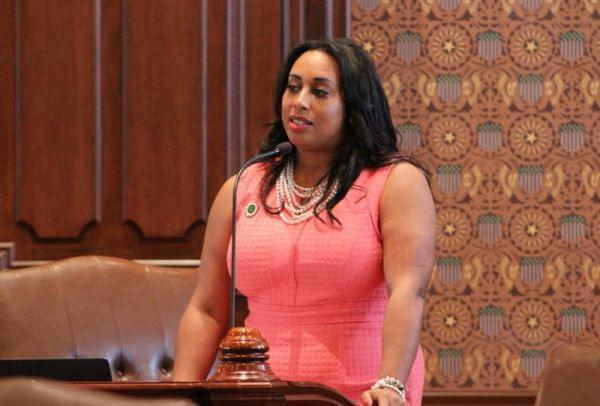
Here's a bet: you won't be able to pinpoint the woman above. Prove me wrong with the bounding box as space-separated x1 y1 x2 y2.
173 38 435 406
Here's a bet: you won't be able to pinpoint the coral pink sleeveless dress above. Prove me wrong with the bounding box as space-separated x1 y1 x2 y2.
229 163 425 404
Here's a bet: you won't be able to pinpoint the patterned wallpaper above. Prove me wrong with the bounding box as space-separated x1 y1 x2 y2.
352 0 599 392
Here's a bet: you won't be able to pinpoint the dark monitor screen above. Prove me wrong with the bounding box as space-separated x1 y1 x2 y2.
0 358 112 382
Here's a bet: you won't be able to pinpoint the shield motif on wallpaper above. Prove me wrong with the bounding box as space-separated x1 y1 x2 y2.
437 165 462 193
559 122 585 152
518 74 544 104
478 214 502 244
437 74 462 104
396 31 421 63
479 305 503 337
559 31 584 62
519 257 545 285
439 348 463 377
519 0 543 11
356 0 381 13
518 166 544 194
521 350 546 378
439 0 461 11
560 214 586 244
477 122 502 152
438 256 462 286
561 306 586 335
397 123 421 153
477 31 502 62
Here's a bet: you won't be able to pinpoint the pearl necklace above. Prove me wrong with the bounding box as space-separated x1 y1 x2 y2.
275 159 339 224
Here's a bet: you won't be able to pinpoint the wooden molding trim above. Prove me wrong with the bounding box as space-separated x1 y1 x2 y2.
423 390 536 405
3 255 199 269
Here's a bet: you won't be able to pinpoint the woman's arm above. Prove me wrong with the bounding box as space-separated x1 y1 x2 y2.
172 177 235 381
362 163 436 405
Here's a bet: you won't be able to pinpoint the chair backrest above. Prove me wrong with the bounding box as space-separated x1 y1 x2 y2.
0 256 197 381
535 344 600 406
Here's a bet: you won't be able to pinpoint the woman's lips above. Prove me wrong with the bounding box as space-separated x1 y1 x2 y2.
289 116 313 132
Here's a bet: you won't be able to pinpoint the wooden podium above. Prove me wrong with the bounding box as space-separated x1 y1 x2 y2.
75 381 353 405
73 327 353 405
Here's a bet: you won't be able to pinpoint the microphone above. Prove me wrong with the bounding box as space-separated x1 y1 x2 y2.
229 141 293 329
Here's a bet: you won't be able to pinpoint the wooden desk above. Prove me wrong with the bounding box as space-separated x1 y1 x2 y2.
72 382 537 405
71 380 354 405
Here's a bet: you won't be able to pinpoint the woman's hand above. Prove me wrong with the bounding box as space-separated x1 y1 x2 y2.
361 387 406 406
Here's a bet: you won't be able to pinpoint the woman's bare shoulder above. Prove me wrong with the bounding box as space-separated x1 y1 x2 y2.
385 162 431 196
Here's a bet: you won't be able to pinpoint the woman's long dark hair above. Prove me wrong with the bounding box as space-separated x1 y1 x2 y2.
259 38 430 224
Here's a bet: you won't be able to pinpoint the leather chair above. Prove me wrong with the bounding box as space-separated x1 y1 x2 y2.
535 344 600 406
0 256 197 381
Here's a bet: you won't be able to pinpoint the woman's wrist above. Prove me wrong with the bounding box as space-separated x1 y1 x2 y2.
371 376 406 400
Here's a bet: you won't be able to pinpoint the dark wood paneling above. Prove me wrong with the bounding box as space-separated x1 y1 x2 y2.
122 0 205 238
204 0 228 201
98 0 125 248
283 0 349 52
225 0 244 174
333 0 351 39
1 0 350 261
0 1 15 239
303 0 349 40
284 0 305 53
15 0 99 239
304 0 328 39
245 1 282 156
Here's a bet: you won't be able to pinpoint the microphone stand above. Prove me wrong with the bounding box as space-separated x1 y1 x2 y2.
209 142 292 383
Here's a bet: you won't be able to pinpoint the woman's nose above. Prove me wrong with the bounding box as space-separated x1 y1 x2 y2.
292 89 310 110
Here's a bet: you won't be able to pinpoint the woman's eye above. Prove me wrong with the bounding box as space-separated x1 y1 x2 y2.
313 88 329 97
287 84 299 92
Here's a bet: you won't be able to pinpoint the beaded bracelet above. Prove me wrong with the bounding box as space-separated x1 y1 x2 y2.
371 376 406 400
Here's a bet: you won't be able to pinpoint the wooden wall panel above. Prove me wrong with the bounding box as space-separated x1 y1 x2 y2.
245 1 283 156
122 0 205 238
225 0 244 174
305 0 328 38
333 0 351 39
15 0 99 239
283 0 350 55
203 0 228 203
0 0 350 264
0 1 15 238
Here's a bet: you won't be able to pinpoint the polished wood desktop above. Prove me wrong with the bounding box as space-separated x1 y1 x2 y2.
71 380 354 405
72 382 536 405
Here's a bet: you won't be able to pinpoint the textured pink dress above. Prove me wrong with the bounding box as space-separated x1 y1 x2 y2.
229 163 425 404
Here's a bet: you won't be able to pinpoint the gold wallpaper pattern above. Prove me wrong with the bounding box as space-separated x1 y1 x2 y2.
352 0 599 392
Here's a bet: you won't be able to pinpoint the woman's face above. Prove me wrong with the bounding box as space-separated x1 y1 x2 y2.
281 50 344 155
